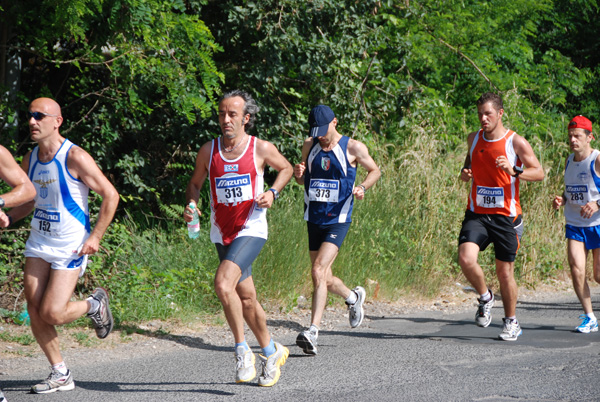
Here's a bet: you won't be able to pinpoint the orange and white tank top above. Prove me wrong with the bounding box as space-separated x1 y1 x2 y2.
468 129 522 217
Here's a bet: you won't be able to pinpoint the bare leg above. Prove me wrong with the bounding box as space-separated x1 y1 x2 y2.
496 260 517 317
458 242 488 295
309 242 351 327
237 276 271 348
24 258 89 366
214 260 246 344
568 239 593 314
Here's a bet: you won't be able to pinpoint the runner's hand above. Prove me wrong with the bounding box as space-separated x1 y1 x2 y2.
294 162 305 179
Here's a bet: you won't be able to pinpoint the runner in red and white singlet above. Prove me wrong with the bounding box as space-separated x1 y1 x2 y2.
185 90 293 387
208 135 267 245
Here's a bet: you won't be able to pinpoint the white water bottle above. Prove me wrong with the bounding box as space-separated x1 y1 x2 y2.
187 202 200 239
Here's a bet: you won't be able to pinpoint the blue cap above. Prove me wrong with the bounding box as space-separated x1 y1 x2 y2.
308 105 335 138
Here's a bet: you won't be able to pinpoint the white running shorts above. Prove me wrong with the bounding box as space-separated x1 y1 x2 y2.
24 238 88 277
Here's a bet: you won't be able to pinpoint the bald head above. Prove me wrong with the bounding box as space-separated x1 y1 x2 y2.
30 98 62 117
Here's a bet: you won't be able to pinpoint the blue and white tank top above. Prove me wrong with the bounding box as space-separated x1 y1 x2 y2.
28 139 90 247
304 136 357 224
564 149 600 227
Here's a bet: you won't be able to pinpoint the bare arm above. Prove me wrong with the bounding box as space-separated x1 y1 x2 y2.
293 138 313 185
0 146 36 208
497 134 544 182
347 139 381 200
553 156 569 210
183 142 211 222
460 131 477 182
0 147 36 228
6 151 36 226
254 138 293 209
68 147 120 255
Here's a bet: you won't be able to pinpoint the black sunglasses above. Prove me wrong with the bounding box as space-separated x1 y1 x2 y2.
28 111 58 121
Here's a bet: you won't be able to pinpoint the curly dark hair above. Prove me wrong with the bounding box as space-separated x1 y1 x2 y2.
219 89 260 132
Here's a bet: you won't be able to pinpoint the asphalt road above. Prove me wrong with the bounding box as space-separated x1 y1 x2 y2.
2 288 599 402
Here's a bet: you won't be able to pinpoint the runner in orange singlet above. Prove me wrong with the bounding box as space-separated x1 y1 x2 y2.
458 92 544 341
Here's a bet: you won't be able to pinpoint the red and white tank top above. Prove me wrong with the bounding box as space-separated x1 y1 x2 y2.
468 129 522 217
208 136 267 245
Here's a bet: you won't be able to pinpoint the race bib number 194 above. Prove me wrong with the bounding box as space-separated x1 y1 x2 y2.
476 186 504 208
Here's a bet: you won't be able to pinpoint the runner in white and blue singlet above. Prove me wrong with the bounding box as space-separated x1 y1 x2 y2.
8 98 119 394
553 115 600 334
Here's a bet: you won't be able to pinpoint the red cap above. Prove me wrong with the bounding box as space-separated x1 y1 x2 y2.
569 115 593 132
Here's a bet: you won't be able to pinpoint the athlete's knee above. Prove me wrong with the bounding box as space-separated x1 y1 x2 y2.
239 294 257 311
458 252 477 270
311 264 328 284
214 278 235 301
39 303 68 325
496 268 515 285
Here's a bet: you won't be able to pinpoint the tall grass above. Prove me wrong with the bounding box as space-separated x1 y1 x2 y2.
255 121 572 307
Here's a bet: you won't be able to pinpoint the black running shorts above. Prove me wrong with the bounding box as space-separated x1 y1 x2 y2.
458 210 523 262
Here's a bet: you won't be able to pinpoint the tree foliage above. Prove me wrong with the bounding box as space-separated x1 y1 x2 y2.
0 0 599 218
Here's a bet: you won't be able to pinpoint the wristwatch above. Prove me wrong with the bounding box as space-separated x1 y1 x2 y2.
512 166 524 177
596 199 600 208
0 197 5 208
268 188 280 200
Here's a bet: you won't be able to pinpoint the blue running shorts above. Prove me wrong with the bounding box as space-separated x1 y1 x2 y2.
565 224 600 250
215 236 267 283
307 221 351 251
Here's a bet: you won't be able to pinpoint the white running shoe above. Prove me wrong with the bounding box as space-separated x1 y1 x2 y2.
296 329 318 355
31 368 75 394
498 318 522 341
475 291 494 328
258 342 289 387
234 346 256 383
347 286 366 328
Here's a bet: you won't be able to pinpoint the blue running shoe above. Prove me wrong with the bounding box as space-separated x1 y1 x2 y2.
575 315 598 334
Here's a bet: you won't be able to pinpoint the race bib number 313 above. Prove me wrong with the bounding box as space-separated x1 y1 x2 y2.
215 174 253 204
476 186 504 208
309 179 340 202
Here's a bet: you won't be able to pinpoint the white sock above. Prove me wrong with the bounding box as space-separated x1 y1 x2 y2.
87 297 100 315
346 290 358 305
309 324 319 336
479 290 492 302
52 361 68 375
586 312 597 321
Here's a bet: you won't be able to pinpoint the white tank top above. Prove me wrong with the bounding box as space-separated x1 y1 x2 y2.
28 139 90 248
564 149 600 227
